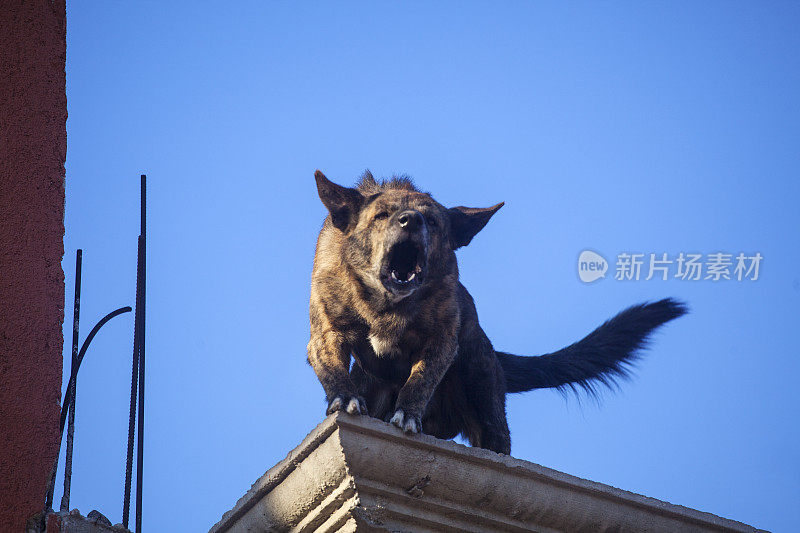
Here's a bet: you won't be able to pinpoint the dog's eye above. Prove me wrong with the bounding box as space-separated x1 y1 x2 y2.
374 211 389 221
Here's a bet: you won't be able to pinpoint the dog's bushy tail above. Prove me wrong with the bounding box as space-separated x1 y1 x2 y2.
497 298 688 397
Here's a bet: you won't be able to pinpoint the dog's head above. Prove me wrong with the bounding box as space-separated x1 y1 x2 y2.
315 170 503 300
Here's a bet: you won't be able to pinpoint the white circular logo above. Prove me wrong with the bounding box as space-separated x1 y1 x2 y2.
578 250 608 283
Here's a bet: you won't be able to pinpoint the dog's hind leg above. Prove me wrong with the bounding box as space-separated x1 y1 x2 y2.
460 339 511 454
465 390 511 454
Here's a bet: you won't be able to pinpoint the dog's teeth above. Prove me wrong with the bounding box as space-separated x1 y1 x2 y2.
391 270 415 283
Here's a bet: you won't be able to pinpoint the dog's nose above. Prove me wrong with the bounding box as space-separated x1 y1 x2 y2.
397 210 424 232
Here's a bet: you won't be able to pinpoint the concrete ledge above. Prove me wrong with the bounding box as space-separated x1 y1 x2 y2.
210 413 764 533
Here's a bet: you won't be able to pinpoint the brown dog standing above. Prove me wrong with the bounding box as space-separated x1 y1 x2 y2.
307 170 686 454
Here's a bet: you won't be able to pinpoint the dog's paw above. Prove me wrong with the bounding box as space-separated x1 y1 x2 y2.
389 409 421 434
327 395 367 416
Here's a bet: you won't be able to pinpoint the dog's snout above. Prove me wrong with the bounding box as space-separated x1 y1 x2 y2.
397 210 424 232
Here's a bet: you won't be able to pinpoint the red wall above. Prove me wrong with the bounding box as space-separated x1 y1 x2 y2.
0 0 67 530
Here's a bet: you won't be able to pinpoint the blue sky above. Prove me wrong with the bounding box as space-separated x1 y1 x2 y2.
58 2 799 531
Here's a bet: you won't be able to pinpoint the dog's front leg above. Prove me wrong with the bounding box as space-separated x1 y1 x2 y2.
390 336 457 434
307 328 367 416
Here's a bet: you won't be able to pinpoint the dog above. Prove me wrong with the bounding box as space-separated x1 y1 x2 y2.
307 170 686 454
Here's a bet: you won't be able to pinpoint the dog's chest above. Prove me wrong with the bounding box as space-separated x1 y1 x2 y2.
368 331 403 357
362 313 423 360
353 330 413 384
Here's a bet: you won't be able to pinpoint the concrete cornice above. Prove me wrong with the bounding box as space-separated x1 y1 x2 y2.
210 413 764 533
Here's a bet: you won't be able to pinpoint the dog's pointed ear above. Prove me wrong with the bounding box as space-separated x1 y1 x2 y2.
447 202 504 249
315 170 364 232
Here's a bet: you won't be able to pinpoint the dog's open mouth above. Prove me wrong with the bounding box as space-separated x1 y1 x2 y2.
384 240 425 291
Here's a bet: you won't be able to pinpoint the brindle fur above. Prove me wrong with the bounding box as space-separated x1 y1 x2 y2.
308 170 687 454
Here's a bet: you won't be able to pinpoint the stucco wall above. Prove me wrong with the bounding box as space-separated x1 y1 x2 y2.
0 0 67 530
